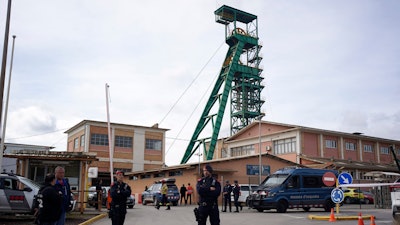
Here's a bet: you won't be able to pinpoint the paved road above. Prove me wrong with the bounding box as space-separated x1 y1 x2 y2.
91 204 395 225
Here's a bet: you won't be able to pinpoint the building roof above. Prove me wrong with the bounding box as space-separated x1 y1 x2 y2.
64 119 170 134
299 155 399 172
226 120 400 143
126 152 303 176
4 150 98 162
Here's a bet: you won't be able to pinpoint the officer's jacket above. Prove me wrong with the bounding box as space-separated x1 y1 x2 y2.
110 181 131 209
196 176 221 204
223 184 232 197
232 184 241 196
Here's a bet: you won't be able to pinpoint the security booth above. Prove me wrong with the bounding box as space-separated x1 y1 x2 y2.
3 150 97 212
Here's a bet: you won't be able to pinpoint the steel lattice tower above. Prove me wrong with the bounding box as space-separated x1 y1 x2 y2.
180 5 264 164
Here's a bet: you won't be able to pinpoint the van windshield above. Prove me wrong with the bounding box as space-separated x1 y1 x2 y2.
261 174 289 187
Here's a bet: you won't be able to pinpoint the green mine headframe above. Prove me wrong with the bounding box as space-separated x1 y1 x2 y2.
180 5 264 164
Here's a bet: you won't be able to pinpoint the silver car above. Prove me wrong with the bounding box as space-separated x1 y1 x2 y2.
0 173 40 214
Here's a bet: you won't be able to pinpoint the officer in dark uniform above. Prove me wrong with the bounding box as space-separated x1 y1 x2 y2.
110 171 132 225
196 164 221 225
232 180 241 212
222 180 232 212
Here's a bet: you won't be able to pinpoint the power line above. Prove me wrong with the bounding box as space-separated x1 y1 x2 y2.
158 42 225 126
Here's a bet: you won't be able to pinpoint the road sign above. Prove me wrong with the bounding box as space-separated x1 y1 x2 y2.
246 164 270 176
331 188 344 203
338 172 353 185
322 171 337 186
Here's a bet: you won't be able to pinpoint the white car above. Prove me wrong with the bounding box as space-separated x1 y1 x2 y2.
0 173 40 214
231 184 259 206
392 191 400 218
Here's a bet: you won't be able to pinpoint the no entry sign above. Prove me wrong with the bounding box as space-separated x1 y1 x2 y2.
322 171 336 187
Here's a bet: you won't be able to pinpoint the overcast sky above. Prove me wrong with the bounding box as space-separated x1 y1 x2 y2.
1 0 399 166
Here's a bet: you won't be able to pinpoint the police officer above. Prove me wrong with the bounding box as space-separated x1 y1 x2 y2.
232 180 241 212
222 180 232 212
156 180 171 210
34 173 62 225
110 171 132 225
196 164 221 225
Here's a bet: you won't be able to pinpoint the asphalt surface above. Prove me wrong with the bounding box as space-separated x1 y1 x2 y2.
1 204 396 225
90 203 396 225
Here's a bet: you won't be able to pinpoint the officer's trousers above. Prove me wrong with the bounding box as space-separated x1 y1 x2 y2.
198 204 220 225
223 195 231 211
111 208 126 225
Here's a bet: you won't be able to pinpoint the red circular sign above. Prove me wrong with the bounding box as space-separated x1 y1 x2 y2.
322 172 336 187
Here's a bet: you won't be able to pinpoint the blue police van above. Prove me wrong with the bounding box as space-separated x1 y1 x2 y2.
247 167 338 213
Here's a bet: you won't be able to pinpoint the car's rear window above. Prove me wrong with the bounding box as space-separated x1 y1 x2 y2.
168 185 178 191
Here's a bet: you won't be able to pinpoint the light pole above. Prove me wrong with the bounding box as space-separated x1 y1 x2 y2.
195 151 203 176
257 114 265 184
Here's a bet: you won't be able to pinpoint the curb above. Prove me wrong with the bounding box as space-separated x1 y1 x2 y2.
308 214 374 221
78 213 107 225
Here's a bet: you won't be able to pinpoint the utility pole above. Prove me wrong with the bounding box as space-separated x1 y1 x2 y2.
0 0 13 171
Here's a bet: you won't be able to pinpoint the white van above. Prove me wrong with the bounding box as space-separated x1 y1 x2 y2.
231 184 259 206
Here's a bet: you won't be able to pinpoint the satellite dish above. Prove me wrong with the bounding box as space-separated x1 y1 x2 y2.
88 167 98 178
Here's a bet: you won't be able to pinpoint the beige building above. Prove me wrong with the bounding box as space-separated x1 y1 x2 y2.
65 120 168 185
218 121 400 181
126 153 301 205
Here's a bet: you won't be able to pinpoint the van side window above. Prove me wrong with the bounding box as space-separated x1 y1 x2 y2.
287 176 299 188
303 176 323 188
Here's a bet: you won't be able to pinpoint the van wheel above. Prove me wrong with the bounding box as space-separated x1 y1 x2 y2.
324 199 335 212
302 207 310 212
276 200 288 213
256 208 264 212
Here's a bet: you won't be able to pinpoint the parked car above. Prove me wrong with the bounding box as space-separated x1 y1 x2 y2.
91 186 134 208
343 188 365 204
141 178 180 206
362 191 374 204
230 184 259 207
126 195 135 208
0 172 40 214
87 186 98 206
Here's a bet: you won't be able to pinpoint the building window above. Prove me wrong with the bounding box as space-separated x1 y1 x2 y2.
74 138 79 149
363 145 373 153
146 139 162 150
115 136 133 148
91 134 109 146
80 135 85 147
169 170 183 176
380 147 389 154
154 173 165 178
140 174 151 179
345 142 356 151
325 140 337 149
274 138 296 154
231 145 254 157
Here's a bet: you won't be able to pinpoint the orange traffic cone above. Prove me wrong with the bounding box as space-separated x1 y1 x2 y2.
329 208 336 222
358 212 364 225
370 215 376 225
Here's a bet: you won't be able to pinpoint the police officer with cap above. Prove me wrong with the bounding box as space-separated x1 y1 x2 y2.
110 170 131 225
196 164 221 225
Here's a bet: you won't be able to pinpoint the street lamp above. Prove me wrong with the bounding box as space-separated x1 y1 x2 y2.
257 114 265 184
195 151 203 176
